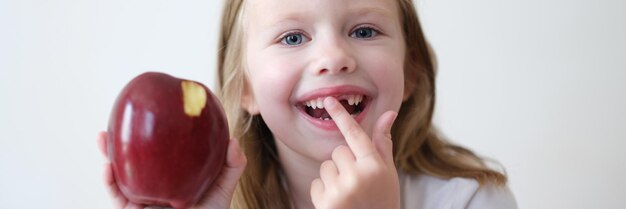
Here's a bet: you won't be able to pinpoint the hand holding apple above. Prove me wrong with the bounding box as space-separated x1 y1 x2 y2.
105 72 242 209
98 131 246 209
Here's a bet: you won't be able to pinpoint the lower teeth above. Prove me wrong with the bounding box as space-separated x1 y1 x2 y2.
318 113 359 120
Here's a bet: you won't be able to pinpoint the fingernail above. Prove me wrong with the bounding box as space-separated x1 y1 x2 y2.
324 97 336 107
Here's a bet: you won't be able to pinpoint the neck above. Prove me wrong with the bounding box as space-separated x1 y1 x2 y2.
275 139 319 209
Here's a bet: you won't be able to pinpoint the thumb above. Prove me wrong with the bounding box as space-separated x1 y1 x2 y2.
215 138 247 193
195 137 247 209
372 111 397 166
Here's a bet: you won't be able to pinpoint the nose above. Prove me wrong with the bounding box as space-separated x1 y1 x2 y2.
310 36 357 75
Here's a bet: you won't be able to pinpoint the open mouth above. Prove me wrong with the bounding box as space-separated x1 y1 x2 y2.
296 95 368 120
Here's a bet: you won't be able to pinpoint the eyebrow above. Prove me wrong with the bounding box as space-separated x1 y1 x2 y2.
264 5 395 27
265 14 305 27
350 6 395 20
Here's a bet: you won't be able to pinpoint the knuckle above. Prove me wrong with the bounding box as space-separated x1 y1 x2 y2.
361 162 385 176
378 137 393 151
336 108 350 118
342 174 359 189
321 160 333 170
346 125 362 138
332 145 349 159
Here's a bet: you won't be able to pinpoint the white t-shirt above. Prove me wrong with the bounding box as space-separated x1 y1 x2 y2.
399 172 518 209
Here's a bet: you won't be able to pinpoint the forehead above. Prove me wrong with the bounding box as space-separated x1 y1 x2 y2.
245 0 399 25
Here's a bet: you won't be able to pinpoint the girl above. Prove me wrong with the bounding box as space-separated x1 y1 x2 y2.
98 0 517 208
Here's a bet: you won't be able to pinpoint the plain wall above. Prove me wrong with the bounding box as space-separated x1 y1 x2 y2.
1 0 624 208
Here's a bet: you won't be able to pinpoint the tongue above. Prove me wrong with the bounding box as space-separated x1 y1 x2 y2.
310 108 330 119
310 100 356 119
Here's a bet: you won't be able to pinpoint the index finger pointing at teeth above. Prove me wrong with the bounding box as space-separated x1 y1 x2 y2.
323 97 376 158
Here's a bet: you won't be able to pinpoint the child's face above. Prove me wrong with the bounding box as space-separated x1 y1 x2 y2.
243 0 406 162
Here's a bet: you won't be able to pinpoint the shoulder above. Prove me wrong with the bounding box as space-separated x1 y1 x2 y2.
399 172 517 209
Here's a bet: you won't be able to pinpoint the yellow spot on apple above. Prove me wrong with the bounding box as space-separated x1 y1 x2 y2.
181 81 207 117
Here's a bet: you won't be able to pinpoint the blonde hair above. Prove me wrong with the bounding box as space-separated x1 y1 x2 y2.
217 0 507 208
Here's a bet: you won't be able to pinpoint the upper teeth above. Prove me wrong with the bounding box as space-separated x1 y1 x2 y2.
305 95 363 109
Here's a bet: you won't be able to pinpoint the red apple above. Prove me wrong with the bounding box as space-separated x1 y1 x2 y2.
107 72 229 209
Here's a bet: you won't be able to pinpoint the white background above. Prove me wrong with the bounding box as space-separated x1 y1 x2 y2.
1 0 624 208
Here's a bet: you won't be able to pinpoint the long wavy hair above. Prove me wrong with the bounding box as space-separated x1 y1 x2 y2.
216 0 507 208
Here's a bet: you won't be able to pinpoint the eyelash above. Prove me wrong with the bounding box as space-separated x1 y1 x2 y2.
278 30 309 46
277 24 383 46
350 25 382 39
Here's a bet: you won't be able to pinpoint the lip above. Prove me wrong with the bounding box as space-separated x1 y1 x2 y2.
294 85 373 131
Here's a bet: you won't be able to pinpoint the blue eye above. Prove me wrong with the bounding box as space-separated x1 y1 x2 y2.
352 27 377 39
282 33 304 45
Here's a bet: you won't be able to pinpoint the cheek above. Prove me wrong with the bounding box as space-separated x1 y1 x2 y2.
247 61 304 143
376 66 405 113
368 52 405 104
247 56 300 116
375 61 404 88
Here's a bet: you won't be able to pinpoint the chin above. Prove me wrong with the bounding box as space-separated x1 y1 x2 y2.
310 139 349 162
